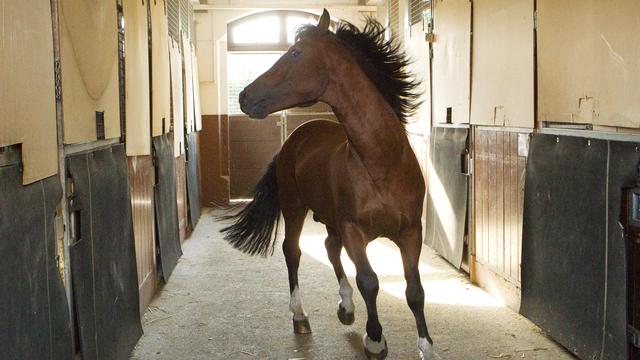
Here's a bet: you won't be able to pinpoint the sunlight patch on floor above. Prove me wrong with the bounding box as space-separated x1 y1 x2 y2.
299 234 504 308
299 235 442 277
380 279 504 307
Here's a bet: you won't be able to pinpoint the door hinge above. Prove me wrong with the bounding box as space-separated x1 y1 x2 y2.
628 325 640 348
533 11 537 30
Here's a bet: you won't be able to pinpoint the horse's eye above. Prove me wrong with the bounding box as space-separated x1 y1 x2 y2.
291 49 302 58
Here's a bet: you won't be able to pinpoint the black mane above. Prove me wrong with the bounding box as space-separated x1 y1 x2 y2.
297 18 421 125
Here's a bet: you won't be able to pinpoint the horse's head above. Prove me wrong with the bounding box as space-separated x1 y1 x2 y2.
239 9 333 119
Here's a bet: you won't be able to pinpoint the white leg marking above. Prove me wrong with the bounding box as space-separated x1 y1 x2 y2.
289 286 307 321
363 333 387 354
338 277 355 313
418 337 442 360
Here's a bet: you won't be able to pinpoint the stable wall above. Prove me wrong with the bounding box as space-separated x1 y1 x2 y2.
0 1 58 184
538 0 640 128
60 0 120 144
124 0 151 156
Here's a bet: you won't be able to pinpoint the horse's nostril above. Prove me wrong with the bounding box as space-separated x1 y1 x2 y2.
239 90 247 103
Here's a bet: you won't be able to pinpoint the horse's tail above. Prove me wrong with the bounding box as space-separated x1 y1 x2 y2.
220 155 281 257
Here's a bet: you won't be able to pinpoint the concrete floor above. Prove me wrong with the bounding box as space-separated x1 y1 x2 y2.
130 208 575 360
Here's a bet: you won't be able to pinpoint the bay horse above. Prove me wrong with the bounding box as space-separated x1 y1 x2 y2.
221 9 440 360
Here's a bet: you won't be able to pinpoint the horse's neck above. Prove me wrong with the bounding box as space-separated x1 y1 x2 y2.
324 63 410 183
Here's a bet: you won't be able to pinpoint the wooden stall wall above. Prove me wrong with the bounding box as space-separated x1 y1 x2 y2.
538 0 640 128
127 156 156 314
200 115 231 206
228 115 281 198
472 128 527 310
467 0 534 310
60 0 120 144
175 155 188 242
0 1 58 184
431 0 470 124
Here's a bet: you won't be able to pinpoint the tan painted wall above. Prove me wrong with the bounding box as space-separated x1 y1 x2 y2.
538 0 640 128
124 0 151 156
60 0 120 144
171 39 186 157
183 33 196 133
471 0 534 128
431 0 471 125
0 0 58 184
151 0 172 136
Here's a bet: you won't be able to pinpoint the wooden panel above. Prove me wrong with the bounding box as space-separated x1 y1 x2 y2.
60 0 120 144
127 156 156 314
472 128 526 309
285 114 337 137
432 0 470 124
0 0 57 184
538 0 640 128
182 34 195 134
471 0 534 128
170 39 185 156
200 114 230 206
151 0 171 136
175 154 188 243
229 115 280 198
124 0 151 155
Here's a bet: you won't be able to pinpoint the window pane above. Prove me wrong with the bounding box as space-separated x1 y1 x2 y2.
286 16 316 44
232 16 280 44
227 53 282 115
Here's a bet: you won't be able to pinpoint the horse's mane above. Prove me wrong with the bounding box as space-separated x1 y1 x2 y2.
296 18 421 125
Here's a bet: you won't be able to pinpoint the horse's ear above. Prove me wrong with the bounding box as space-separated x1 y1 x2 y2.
317 9 330 32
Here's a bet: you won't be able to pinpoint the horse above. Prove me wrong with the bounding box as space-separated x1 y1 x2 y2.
221 9 440 360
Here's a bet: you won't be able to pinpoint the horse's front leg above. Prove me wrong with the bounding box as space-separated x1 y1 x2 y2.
324 226 355 325
396 226 441 360
341 223 387 359
282 209 311 334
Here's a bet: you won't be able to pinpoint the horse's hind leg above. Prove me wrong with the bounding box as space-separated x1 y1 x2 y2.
396 227 441 360
282 206 310 334
341 223 387 359
324 226 355 325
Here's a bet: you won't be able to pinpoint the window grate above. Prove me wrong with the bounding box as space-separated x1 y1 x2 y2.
388 0 400 39
409 0 430 26
179 0 189 39
167 0 179 41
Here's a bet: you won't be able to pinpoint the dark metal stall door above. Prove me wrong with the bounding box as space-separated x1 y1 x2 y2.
424 125 469 269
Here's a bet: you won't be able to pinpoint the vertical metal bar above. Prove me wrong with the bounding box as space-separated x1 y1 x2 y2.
50 0 76 352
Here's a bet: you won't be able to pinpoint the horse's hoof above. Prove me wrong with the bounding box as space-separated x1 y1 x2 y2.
337 305 355 325
293 318 312 334
363 333 388 360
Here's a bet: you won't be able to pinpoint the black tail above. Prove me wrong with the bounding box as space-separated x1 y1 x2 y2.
220 156 280 256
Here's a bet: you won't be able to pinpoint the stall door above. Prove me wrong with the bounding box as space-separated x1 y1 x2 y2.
229 115 281 198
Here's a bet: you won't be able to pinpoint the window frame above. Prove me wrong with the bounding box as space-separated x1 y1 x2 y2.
226 10 336 52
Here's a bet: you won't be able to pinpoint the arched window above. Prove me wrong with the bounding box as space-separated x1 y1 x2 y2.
226 10 336 115
227 10 336 52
